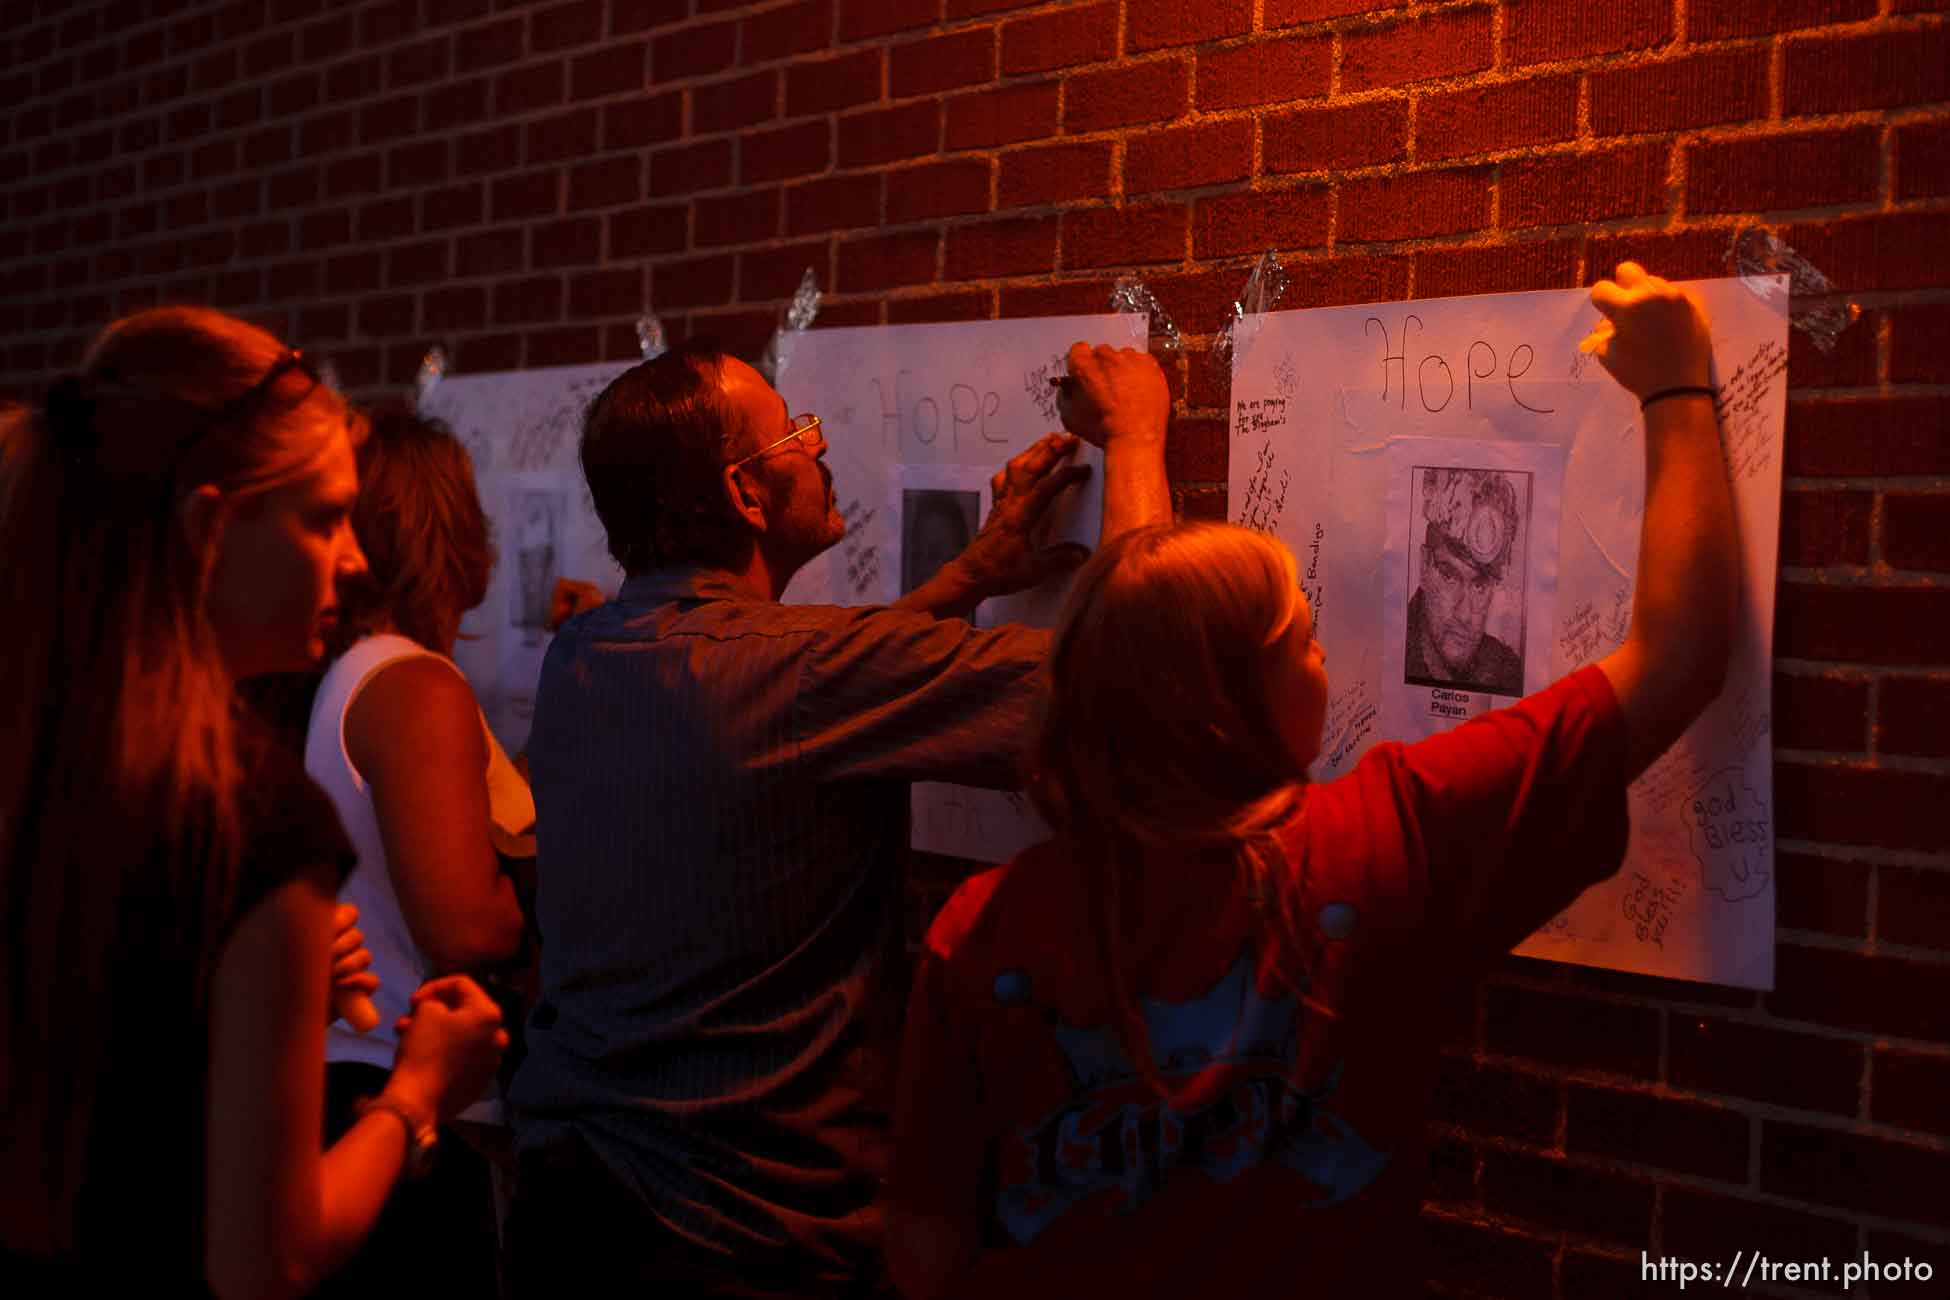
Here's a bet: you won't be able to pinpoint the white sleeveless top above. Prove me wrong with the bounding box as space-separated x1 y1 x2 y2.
305 634 536 1084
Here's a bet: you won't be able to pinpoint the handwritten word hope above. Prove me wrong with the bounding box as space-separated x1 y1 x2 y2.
870 372 1007 452
1363 314 1553 415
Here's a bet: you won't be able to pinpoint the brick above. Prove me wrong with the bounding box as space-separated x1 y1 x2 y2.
1774 671 1869 752
527 326 603 369
1567 1085 1747 1180
1776 851 1870 940
530 0 602 52
892 28 993 98
1278 254 1412 308
422 183 483 232
1419 75 1578 163
1420 1214 1556 1299
1162 417 1226 482
571 41 645 100
944 216 1059 279
1692 0 1876 40
652 19 737 82
1193 187 1331 259
603 90 684 151
649 139 733 197
693 70 779 134
786 48 882 116
837 229 939 292
1484 984 1659 1079
1785 308 1878 391
389 37 451 88
739 240 830 300
1688 128 1879 215
889 290 992 324
1891 304 1950 383
492 276 562 326
1881 866 1950 952
1002 4 1115 76
653 253 734 308
611 0 690 31
1264 100 1408 174
1195 34 1330 111
997 277 1120 321
1341 168 1491 242
1127 0 1251 52
532 216 603 268
496 61 564 115
1064 204 1187 270
1064 59 1189 133
526 108 598 164
1507 0 1671 66
1415 242 1579 297
1126 120 1253 195
688 308 781 361
947 0 1039 15
1781 759 1950 857
426 77 490 132
1874 1047 1950 1136
1771 936 1950 1039
1763 1122 1950 1227
456 17 522 69
998 140 1112 209
840 0 939 41
1425 1134 1474 1207
456 124 521 178
1782 210 1950 293
740 120 829 185
742 0 832 65
1479 1150 1654 1245
1590 48 1768 137
1885 493 1950 574
1895 120 1950 200
1585 228 1739 283
386 239 450 287
457 334 521 373
816 299 885 329
1786 27 1950 115
1780 487 1872 569
568 268 641 319
886 158 990 223
1662 1188 1858 1267
568 156 640 210
1880 677 1950 760
1672 1016 1863 1114
1777 583 1950 671
1432 1056 1558 1144
609 202 688 258
1344 7 1492 92
838 101 939 167
693 188 780 247
1786 396 1950 477
945 81 1059 150
423 286 486 332
786 173 881 234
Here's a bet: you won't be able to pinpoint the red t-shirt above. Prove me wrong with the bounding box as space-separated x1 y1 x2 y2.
892 667 1629 1298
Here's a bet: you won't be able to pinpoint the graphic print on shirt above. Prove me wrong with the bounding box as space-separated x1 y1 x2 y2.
994 948 1387 1245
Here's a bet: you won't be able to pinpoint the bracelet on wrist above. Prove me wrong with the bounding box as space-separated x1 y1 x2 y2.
1640 385 1717 411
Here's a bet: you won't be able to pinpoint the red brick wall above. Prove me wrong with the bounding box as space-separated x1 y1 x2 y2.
4 0 1946 1292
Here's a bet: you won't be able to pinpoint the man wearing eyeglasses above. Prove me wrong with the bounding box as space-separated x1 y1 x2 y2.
506 341 1170 1297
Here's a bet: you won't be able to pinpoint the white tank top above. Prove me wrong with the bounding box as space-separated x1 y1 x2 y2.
305 634 536 1081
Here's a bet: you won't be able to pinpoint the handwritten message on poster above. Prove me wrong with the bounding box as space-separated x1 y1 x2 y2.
423 362 629 756
1230 279 1788 989
777 314 1148 864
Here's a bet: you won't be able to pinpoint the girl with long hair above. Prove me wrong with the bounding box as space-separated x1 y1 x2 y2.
887 265 1738 1297
0 307 508 1297
304 403 533 1296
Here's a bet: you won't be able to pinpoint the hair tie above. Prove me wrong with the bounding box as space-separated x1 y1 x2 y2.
44 374 100 468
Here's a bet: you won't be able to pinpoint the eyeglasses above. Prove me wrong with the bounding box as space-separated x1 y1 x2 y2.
171 349 329 475
727 413 823 469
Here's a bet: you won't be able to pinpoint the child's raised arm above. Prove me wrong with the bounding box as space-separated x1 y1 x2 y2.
1588 262 1739 777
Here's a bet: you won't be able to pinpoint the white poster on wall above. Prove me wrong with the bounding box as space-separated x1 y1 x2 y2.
420 361 630 756
1229 278 1788 989
777 313 1147 864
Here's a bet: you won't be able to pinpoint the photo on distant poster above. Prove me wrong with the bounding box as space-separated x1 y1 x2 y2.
509 488 566 632
1401 466 1531 698
902 488 979 595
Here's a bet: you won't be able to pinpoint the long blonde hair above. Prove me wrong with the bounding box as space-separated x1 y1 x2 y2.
0 307 358 1253
1028 522 1317 1096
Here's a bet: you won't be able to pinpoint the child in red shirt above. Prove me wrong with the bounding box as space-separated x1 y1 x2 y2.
889 265 1736 1298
